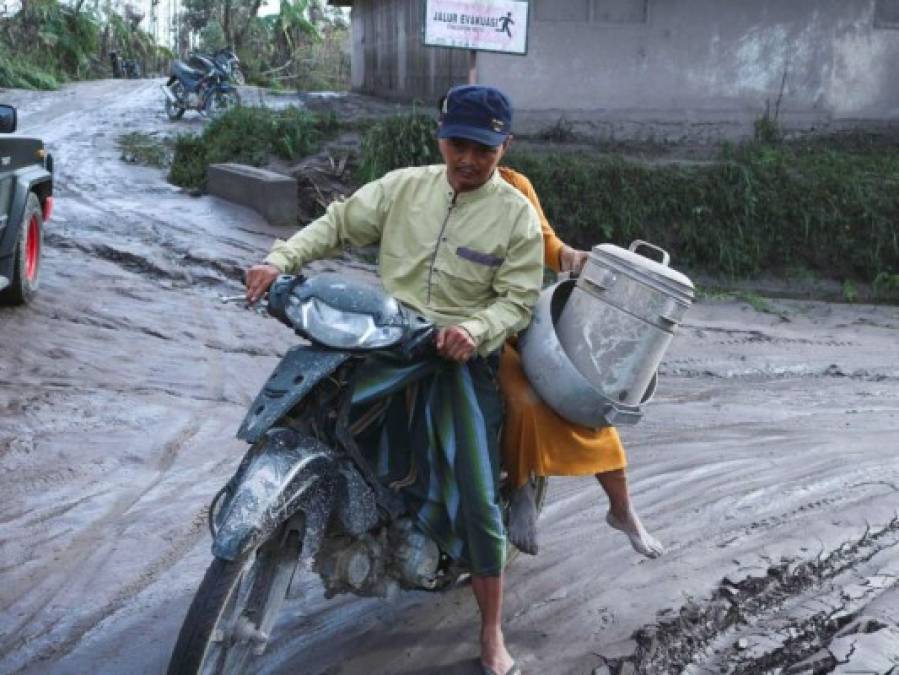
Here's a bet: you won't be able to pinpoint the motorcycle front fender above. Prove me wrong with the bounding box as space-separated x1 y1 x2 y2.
212 431 338 560
237 345 352 443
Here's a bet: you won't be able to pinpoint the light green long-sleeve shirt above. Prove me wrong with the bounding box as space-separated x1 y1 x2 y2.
265 164 544 355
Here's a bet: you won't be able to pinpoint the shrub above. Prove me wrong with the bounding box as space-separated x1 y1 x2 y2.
357 112 438 183
167 105 338 190
168 134 209 188
504 142 899 282
0 44 60 89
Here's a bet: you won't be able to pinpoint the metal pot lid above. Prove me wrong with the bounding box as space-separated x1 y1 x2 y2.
592 240 694 297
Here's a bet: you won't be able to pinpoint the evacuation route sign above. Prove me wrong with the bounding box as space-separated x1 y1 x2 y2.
423 0 530 55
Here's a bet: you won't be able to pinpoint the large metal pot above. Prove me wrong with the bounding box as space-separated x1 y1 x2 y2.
519 240 693 427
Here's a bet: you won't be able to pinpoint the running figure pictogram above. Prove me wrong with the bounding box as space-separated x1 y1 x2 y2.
497 11 514 38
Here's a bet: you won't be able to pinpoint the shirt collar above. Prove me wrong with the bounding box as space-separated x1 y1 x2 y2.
441 167 501 204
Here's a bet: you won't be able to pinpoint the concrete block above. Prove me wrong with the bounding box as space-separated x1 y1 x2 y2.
207 163 297 227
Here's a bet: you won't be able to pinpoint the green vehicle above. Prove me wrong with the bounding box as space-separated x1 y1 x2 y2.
0 104 53 305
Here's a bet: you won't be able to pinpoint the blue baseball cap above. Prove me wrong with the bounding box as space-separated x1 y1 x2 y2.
437 85 513 147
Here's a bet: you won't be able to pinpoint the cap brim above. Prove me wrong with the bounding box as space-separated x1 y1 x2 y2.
437 123 507 147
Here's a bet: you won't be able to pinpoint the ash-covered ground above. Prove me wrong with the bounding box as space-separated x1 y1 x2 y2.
0 81 897 675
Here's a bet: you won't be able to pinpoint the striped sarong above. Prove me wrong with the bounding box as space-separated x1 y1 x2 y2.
350 353 506 576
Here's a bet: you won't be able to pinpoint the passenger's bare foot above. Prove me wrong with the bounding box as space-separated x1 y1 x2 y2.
480 627 516 675
606 508 665 558
508 481 538 555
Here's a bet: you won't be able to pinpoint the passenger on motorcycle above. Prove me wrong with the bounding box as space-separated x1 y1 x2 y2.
496 167 665 560
245 85 542 675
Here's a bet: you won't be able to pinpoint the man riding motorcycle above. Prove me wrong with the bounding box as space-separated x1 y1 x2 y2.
245 85 541 675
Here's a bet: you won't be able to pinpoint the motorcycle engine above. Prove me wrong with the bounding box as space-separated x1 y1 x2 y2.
314 518 442 598
387 518 441 590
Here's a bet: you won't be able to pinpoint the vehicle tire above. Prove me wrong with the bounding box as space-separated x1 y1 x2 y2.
167 526 302 675
203 89 241 119
0 192 43 306
165 82 186 121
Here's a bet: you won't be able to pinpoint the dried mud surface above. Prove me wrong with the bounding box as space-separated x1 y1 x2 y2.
0 81 897 675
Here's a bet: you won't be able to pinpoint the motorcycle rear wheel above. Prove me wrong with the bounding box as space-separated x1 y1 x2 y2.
167 526 302 675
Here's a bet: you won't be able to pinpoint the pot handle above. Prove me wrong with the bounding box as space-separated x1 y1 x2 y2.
629 240 670 267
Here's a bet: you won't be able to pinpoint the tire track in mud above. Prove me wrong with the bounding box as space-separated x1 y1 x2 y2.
651 467 899 559
0 420 203 658
682 324 861 349
12 298 241 670
15 508 210 674
46 229 244 289
595 518 899 674
660 357 897 382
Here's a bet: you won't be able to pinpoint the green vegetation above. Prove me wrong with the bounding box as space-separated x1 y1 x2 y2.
183 0 349 90
117 132 172 168
0 0 169 89
168 105 338 189
508 142 898 283
872 271 899 300
355 113 898 285
357 112 439 183
696 287 779 314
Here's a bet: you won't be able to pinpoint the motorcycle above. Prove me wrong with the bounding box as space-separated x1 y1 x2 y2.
110 52 141 79
162 52 241 121
166 273 547 675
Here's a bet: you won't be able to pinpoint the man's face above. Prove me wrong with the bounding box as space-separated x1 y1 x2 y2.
438 137 510 193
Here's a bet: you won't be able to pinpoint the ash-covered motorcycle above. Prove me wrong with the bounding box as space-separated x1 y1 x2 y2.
167 273 547 675
162 51 241 121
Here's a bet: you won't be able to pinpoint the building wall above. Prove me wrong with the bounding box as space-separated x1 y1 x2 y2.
351 0 899 140
350 0 470 102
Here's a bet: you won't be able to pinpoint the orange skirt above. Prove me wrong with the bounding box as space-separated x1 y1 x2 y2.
500 341 627 488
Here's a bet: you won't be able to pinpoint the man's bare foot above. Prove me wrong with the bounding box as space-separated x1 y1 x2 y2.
606 508 665 559
480 627 516 675
508 481 538 555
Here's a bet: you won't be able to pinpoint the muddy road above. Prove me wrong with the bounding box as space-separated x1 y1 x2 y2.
1 81 897 675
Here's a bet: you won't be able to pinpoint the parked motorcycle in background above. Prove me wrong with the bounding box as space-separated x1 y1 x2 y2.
162 50 241 121
110 52 141 79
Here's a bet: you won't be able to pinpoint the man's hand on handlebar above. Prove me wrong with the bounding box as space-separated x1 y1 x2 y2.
245 263 281 303
435 326 476 363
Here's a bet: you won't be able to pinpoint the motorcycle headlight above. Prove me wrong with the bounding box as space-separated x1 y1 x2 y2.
285 296 404 349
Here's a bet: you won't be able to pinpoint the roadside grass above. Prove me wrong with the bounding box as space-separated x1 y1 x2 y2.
116 132 172 168
168 105 338 190
695 286 778 314
355 113 898 286
356 112 439 183
0 45 60 89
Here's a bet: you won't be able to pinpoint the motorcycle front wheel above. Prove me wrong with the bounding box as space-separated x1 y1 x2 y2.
165 82 186 121
203 89 241 119
167 524 302 675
